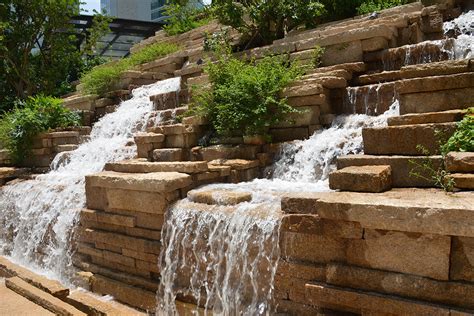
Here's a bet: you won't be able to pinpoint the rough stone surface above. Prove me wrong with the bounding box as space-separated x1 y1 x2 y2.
86 171 192 193
451 236 474 283
446 152 474 172
152 148 184 162
281 214 362 239
400 87 474 114
106 160 208 174
106 189 169 214
453 173 474 190
187 189 252 205
329 165 392 192
346 229 451 280
208 159 259 170
387 109 466 126
66 290 145 315
0 279 53 316
336 154 443 187
396 72 474 94
362 123 456 155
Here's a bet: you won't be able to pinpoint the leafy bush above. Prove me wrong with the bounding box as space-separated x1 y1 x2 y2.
441 110 474 154
80 42 179 95
163 1 213 36
212 0 326 45
357 0 411 15
312 45 326 68
0 95 80 163
188 48 303 137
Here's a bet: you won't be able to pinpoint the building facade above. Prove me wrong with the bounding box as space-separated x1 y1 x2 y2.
101 0 166 21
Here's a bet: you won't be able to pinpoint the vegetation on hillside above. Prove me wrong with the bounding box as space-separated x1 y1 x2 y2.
0 0 111 113
357 0 411 15
163 0 213 35
187 46 303 138
0 96 81 163
80 42 179 95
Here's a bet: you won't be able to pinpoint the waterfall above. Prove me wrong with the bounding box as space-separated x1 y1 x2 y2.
0 78 181 283
443 10 473 59
158 102 399 314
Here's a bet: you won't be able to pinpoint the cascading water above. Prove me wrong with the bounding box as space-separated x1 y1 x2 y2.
443 10 474 59
0 78 181 283
158 102 399 315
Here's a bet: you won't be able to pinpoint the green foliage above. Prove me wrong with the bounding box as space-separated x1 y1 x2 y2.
0 95 80 163
163 0 213 36
441 111 474 154
312 45 326 68
212 0 326 45
357 0 410 15
189 48 303 137
0 1 111 111
80 42 179 95
409 145 455 192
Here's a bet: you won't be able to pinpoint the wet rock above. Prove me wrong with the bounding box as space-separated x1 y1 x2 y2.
187 189 252 205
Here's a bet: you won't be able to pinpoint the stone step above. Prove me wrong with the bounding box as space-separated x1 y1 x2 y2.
85 171 192 193
193 145 260 161
336 154 443 187
362 122 457 155
446 152 474 173
133 132 165 144
152 148 184 161
283 188 474 237
66 290 145 315
5 277 86 315
453 173 474 190
187 189 252 205
55 144 79 153
105 160 208 174
387 109 466 126
305 281 470 315
0 279 54 315
329 165 392 193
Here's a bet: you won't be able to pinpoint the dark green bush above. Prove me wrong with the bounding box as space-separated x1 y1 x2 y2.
441 110 474 154
188 48 303 137
357 0 411 15
80 42 179 95
0 95 80 163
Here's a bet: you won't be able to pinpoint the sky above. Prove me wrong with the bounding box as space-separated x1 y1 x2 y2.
81 0 101 15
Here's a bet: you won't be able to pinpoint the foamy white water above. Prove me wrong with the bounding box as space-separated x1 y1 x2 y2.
158 102 399 315
443 10 474 59
0 78 180 283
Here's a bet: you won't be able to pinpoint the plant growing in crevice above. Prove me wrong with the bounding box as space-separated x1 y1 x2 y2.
186 45 303 138
312 45 325 68
0 95 81 163
440 109 474 154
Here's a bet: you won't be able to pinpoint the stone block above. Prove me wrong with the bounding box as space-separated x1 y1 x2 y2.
397 72 474 94
187 189 252 205
287 94 327 107
65 290 144 316
270 127 309 142
106 160 208 174
446 152 474 172
85 180 108 211
346 229 451 280
362 36 389 52
133 132 165 144
122 249 158 264
329 165 392 192
387 109 466 126
86 229 161 254
125 227 161 241
281 214 363 239
111 209 165 230
362 123 457 155
321 40 363 66
453 173 474 190
400 87 474 114
282 83 324 98
106 188 167 214
326 263 474 310
166 133 199 148
152 148 184 162
272 106 320 128
451 236 474 282
195 145 259 161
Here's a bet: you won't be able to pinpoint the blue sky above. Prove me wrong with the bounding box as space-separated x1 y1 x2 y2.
81 0 101 15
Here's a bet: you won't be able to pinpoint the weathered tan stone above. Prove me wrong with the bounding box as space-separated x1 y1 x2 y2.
329 165 392 192
0 257 69 299
400 87 474 114
187 189 252 205
362 36 389 52
5 277 85 315
85 229 161 254
281 214 362 239
111 209 165 230
90 275 156 311
400 59 472 79
106 188 167 214
306 62 366 75
280 232 346 263
106 160 208 174
362 123 457 155
125 227 161 241
122 249 157 264
133 132 165 144
321 40 364 66
326 263 474 310
451 236 474 283
287 94 327 107
272 106 320 128
86 171 192 193
453 173 474 189
282 83 324 98
304 189 474 237
305 282 455 315
66 290 145 316
208 159 259 170
397 72 474 94
336 154 443 187
152 148 184 162
81 209 136 227
194 145 259 161
346 229 451 280
387 109 466 126
446 152 474 172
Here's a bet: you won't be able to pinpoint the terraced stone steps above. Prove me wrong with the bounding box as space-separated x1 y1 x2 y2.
329 165 392 192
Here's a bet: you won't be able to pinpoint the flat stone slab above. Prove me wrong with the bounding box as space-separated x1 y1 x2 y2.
85 171 192 193
387 110 466 126
105 160 208 174
329 165 392 192
66 290 145 315
282 188 474 237
133 132 165 144
188 189 252 205
453 173 474 190
446 152 474 173
0 278 54 315
5 277 85 315
208 159 260 170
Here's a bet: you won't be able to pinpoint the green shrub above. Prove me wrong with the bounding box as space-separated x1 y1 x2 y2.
0 95 81 163
357 0 411 15
80 42 179 95
163 2 213 36
188 48 303 137
441 110 474 154
312 45 326 68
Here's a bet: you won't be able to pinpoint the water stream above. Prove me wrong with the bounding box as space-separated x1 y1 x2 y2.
0 78 181 283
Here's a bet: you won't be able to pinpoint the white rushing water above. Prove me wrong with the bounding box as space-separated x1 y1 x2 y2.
0 78 180 283
443 10 474 59
158 102 399 315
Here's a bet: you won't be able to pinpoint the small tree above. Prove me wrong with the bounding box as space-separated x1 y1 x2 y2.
0 0 110 112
